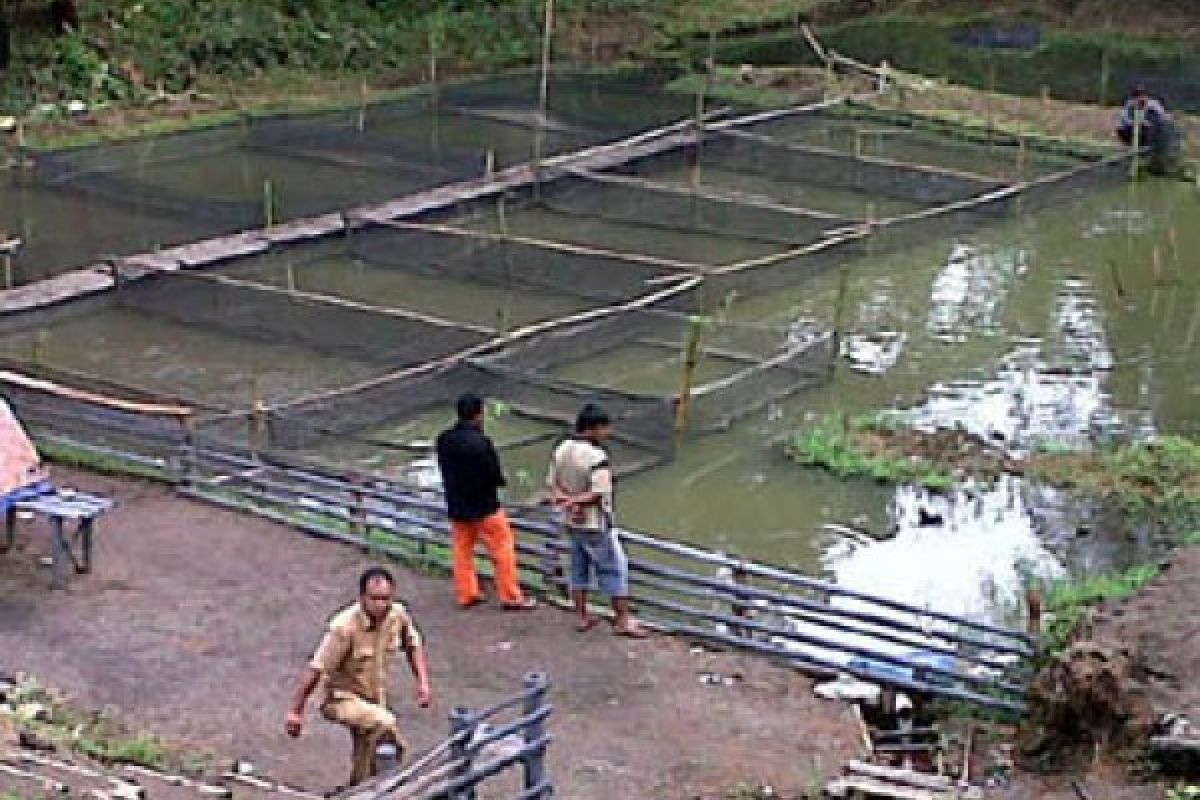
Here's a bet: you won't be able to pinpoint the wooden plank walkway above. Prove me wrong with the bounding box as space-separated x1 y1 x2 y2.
0 95 871 316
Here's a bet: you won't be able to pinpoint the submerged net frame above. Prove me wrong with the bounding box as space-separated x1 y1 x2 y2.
2 91 1135 481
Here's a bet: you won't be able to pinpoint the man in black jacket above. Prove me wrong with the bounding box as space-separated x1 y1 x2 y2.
434 393 536 611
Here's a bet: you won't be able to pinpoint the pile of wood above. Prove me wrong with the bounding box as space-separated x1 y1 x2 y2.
825 761 982 799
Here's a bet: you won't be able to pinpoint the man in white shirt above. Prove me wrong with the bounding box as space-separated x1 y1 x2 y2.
547 404 648 638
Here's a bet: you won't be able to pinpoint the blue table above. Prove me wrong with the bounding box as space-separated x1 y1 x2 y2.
3 489 113 589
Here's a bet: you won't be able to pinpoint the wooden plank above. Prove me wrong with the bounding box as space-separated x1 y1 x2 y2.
0 370 194 418
826 775 957 800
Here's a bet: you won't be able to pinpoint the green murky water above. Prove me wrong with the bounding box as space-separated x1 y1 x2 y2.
3 75 1197 616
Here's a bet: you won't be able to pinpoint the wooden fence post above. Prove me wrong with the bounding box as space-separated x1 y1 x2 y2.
449 706 478 800
731 564 751 640
521 671 550 798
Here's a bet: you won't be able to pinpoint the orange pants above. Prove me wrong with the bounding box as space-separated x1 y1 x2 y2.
451 510 524 606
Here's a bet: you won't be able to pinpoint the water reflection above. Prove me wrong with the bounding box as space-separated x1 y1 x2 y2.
895 276 1152 455
826 477 1065 623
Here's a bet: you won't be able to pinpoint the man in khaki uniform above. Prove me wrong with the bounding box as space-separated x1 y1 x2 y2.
286 567 432 787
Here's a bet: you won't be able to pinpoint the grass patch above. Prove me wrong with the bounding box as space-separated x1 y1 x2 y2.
1030 435 1200 523
1039 564 1160 658
786 415 1200 527
0 674 197 773
34 435 172 483
786 412 956 490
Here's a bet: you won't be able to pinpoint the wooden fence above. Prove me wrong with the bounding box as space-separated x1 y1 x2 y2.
338 673 553 800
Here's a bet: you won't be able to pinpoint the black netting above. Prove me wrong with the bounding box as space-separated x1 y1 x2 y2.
115 271 490 364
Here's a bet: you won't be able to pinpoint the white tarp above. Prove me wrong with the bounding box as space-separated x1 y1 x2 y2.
0 397 44 495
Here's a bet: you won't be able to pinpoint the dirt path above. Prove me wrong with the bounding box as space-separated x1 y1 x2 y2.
0 468 858 798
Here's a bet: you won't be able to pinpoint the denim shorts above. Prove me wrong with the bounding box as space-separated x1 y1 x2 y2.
565 526 629 597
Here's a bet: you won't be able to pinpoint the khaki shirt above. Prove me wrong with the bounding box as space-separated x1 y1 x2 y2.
547 437 613 532
309 602 422 705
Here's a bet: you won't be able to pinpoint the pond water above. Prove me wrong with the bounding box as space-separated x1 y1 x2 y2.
3 74 1196 625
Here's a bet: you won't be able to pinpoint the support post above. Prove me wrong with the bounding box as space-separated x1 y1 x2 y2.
3 506 15 552
79 518 93 574
731 564 751 640
521 672 550 797
50 516 67 590
449 706 478 800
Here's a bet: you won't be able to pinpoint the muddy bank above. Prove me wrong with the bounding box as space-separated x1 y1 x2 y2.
1004 544 1200 798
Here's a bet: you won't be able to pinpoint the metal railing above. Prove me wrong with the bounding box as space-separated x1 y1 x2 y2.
8 384 1037 713
338 672 553 800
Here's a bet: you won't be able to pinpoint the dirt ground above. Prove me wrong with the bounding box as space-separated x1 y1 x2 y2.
0 467 859 799
998 545 1200 800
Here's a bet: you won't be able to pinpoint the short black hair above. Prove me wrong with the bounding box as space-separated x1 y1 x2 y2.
457 392 484 421
359 566 395 595
575 403 611 433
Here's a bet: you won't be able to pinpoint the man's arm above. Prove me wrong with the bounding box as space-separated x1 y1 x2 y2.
286 667 321 737
286 629 347 737
484 438 507 490
401 622 432 707
406 645 432 708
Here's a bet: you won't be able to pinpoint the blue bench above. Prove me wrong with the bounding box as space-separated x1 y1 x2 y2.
2 483 113 589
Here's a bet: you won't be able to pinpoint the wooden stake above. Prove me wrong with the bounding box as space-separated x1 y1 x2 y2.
263 178 275 228
533 0 555 191
357 80 368 133
1098 48 1110 106
674 314 707 445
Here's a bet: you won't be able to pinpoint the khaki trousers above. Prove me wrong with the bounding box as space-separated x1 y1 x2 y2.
321 693 404 786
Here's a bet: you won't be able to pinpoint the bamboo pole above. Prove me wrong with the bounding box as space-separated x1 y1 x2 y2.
263 178 275 228
532 0 555 195
571 168 849 221
674 315 707 445
716 128 1004 185
0 370 193 417
270 274 702 413
374 218 710 273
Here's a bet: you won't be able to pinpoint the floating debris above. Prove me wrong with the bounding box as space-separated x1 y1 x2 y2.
842 331 907 375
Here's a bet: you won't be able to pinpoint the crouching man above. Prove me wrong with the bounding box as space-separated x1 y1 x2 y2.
286 567 432 788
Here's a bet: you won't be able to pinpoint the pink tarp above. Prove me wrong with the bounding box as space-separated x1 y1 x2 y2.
0 398 44 495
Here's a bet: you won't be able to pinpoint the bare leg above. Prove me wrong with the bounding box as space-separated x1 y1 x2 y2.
573 589 597 631
611 597 648 638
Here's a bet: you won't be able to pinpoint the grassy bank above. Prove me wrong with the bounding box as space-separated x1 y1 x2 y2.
1039 563 1161 658
786 413 1200 525
0 674 192 772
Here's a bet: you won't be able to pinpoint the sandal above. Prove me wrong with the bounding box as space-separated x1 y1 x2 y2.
501 597 538 612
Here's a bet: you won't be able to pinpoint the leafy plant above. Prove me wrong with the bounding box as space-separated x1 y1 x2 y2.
1039 564 1160 658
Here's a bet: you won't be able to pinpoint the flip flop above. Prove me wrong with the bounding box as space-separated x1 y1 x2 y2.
613 623 650 639
575 617 599 633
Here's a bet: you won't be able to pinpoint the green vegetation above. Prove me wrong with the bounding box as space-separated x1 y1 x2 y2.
34 435 171 482
1031 435 1200 524
711 11 1200 109
0 674 186 771
786 414 1200 528
1039 563 1160 658
786 412 955 490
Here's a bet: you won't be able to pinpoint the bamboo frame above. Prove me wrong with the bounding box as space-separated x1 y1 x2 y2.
569 167 850 222
269 274 701 414
717 127 1006 185
370 217 710 273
